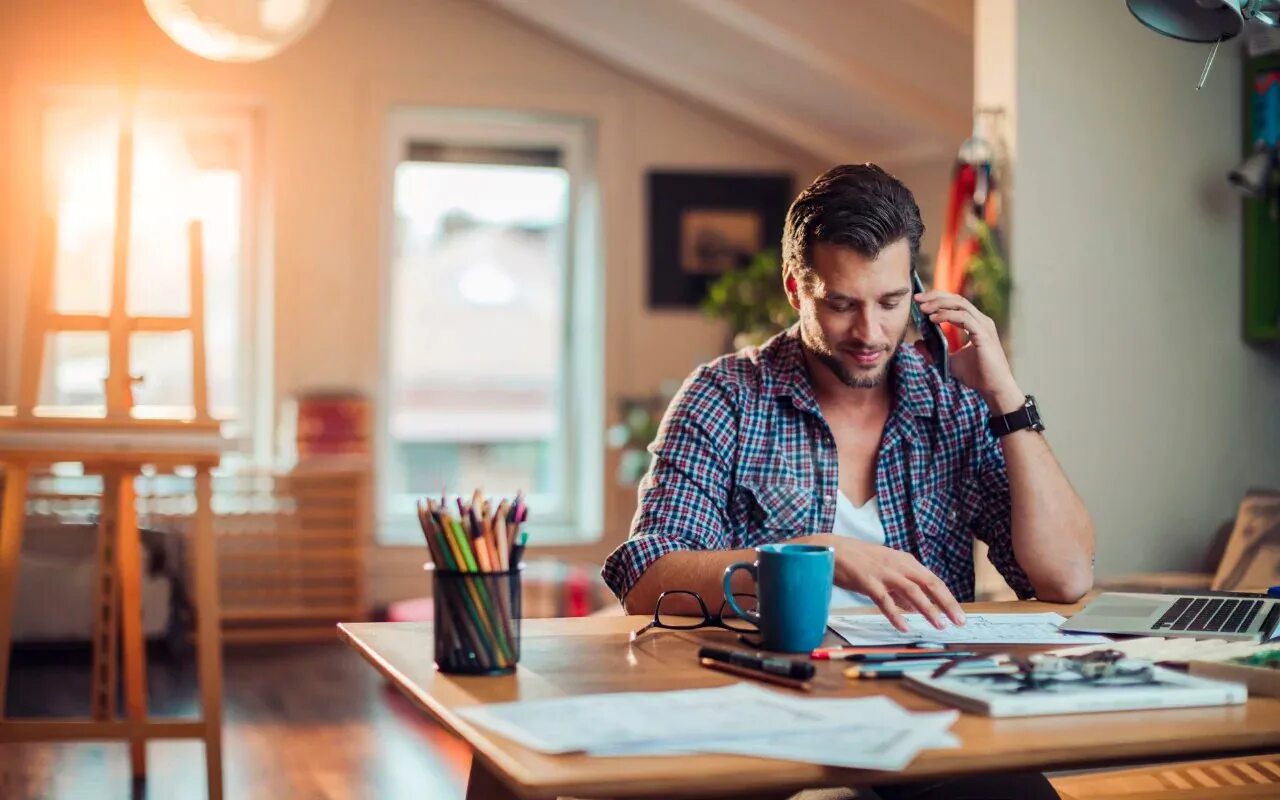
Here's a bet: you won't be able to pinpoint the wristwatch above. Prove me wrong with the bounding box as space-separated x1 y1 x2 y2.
989 395 1044 437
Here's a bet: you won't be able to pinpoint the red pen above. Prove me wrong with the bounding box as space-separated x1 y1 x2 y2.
811 644 948 660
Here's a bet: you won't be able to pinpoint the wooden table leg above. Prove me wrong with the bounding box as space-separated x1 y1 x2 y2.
192 467 224 800
114 472 148 779
465 759 522 800
91 474 121 721
0 464 29 717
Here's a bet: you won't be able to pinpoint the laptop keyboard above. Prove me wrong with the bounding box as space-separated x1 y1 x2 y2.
1150 597 1264 634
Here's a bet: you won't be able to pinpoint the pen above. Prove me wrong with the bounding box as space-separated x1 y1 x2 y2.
843 650 977 663
847 657 999 673
699 658 814 691
845 663 1013 680
811 644 947 659
698 646 817 680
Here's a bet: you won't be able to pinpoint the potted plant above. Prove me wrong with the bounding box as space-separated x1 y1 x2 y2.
700 249 797 350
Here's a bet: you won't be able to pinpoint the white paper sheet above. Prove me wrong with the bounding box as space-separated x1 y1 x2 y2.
457 683 960 771
828 612 1112 646
690 714 957 771
586 695 959 760
681 697 960 770
457 683 858 755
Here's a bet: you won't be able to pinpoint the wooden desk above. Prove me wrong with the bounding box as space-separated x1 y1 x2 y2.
339 601 1280 800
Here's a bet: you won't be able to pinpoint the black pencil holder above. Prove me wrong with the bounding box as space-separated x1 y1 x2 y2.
431 566 523 675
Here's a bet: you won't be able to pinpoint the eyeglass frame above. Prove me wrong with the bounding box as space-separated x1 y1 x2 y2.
932 649 1157 691
629 590 761 642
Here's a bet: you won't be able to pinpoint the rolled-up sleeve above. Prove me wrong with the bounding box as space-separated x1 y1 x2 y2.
601 366 739 602
967 402 1036 600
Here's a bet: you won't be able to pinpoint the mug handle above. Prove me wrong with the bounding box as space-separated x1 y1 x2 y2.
723 562 762 626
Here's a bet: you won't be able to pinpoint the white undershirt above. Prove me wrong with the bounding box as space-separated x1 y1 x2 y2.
829 490 887 610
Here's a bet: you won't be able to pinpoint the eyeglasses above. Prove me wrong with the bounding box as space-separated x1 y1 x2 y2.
629 590 760 642
933 649 1156 691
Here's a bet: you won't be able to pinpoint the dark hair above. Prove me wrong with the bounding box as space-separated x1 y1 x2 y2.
782 163 924 279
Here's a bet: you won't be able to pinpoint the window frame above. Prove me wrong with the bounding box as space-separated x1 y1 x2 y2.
377 107 603 546
28 87 270 462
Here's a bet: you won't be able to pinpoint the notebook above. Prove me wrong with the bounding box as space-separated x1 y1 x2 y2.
903 664 1246 718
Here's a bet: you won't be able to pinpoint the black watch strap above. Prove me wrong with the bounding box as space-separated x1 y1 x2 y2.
989 395 1044 438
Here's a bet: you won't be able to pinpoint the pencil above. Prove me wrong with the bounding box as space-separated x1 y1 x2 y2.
472 490 491 565
478 502 513 621
446 514 479 572
479 501 499 572
434 506 468 572
421 502 494 669
466 571 513 666
447 578 495 670
471 514 493 572
452 513 514 663
443 514 506 660
416 499 441 566
700 658 813 692
495 500 510 570
485 570 515 660
417 500 472 664
481 499 502 572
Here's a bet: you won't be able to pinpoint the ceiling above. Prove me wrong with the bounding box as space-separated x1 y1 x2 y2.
485 0 974 166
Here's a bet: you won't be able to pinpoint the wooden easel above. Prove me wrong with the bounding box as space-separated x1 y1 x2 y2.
0 109 225 800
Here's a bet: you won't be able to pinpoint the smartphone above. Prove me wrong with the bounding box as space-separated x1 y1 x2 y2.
910 270 950 382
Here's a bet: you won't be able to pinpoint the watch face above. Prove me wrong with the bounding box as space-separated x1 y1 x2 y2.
1025 396 1044 430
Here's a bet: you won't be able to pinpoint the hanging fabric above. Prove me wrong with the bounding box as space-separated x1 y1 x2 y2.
932 109 1010 352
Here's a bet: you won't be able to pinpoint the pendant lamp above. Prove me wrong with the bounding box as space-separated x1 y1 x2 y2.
143 0 332 63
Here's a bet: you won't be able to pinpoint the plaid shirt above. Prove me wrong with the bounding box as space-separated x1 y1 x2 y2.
602 325 1035 604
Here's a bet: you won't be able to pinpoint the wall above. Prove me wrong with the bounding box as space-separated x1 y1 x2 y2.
0 0 12 400
889 157 958 278
978 0 1280 577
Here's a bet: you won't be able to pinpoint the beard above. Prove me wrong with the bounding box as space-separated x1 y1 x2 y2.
800 313 907 389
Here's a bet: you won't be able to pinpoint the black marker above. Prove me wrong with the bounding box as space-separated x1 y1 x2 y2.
697 646 816 680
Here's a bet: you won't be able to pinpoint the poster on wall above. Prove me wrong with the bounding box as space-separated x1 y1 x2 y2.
647 171 792 309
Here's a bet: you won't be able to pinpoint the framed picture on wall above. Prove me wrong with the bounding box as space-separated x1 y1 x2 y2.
647 171 792 309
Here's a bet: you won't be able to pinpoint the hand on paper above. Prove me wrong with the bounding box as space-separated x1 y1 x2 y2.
792 534 966 632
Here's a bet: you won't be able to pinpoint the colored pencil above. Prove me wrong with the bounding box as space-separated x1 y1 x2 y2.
440 511 505 662
420 500 493 668
418 501 469 661
494 500 510 571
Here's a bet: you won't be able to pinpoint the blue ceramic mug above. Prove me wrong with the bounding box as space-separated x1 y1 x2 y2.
722 543 835 653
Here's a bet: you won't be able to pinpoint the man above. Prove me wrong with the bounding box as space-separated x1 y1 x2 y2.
603 164 1094 800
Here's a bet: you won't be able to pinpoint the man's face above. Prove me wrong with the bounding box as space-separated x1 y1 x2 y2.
789 239 913 389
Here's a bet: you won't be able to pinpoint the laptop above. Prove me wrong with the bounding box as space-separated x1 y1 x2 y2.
1060 591 1280 642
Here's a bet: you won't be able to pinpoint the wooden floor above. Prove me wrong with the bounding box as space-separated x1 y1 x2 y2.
0 641 474 799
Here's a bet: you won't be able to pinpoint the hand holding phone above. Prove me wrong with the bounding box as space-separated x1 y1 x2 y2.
910 270 950 382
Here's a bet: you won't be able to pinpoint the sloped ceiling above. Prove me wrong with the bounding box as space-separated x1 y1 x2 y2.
485 0 973 166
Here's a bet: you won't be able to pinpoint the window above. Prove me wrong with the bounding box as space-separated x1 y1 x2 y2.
380 109 602 544
38 93 264 454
